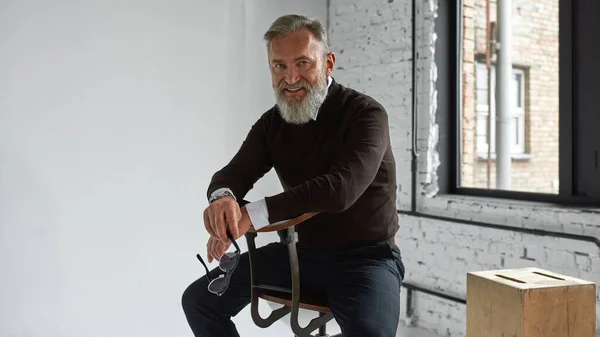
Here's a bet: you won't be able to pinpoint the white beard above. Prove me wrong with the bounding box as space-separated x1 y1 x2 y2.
274 75 328 125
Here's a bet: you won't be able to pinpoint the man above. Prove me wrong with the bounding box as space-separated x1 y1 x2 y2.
182 14 405 337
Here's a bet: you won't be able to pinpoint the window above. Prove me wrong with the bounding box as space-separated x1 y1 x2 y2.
475 62 526 158
448 0 600 205
459 0 559 194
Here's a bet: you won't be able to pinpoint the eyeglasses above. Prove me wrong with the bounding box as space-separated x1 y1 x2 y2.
196 231 241 296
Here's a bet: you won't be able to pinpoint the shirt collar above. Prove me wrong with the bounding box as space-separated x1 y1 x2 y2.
311 76 332 121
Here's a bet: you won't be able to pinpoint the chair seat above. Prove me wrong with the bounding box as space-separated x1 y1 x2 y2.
255 287 331 313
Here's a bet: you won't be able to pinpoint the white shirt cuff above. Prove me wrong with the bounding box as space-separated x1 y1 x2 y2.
245 199 270 230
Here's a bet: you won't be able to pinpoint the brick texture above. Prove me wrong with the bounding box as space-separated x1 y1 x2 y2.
397 214 600 336
329 0 415 211
328 0 600 336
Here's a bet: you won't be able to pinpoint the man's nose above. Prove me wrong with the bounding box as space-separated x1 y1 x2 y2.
284 67 300 84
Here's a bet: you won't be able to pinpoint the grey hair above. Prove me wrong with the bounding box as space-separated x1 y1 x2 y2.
263 14 329 55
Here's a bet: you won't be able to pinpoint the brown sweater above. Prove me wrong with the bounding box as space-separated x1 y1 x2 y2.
207 78 399 250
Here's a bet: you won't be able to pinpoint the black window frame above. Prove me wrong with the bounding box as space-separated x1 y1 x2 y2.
438 0 600 207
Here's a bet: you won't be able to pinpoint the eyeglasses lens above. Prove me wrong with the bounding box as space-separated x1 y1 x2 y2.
208 275 230 294
219 252 238 272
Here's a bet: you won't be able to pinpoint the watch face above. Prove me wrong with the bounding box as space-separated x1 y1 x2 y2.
211 191 231 203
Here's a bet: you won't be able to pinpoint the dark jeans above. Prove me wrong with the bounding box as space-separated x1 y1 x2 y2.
181 240 405 337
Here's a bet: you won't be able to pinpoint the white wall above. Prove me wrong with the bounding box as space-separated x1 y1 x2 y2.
0 1 326 336
329 0 600 336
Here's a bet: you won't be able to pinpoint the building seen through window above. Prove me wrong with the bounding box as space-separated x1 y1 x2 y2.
460 0 559 194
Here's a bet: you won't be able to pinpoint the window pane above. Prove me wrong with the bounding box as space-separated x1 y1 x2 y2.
513 117 519 144
514 72 523 108
460 0 559 193
476 115 489 152
477 89 489 105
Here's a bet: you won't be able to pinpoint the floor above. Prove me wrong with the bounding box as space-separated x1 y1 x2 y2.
297 321 443 337
396 325 443 337
256 301 445 337
301 325 442 337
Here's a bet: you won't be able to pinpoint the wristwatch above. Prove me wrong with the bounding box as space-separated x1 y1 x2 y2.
209 189 234 203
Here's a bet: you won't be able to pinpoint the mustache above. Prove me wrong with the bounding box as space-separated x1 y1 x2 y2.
278 80 312 92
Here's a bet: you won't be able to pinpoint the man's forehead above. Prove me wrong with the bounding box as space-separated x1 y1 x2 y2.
268 30 322 58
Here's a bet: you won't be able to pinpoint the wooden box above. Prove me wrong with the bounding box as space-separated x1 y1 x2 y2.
467 267 596 337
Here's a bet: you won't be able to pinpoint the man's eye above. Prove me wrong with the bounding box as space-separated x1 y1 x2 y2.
298 61 309 66
274 64 286 69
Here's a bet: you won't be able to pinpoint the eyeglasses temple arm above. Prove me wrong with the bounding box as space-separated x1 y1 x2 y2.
196 254 213 282
226 230 242 253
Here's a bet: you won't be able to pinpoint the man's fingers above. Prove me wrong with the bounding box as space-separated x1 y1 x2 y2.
208 238 219 262
237 206 243 222
215 241 225 258
211 240 221 260
204 209 216 238
214 240 229 260
206 238 213 263
204 199 239 264
215 211 228 243
209 207 225 243
206 236 233 265
224 203 240 239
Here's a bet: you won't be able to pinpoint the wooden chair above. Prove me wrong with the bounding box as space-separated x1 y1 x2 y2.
244 211 342 337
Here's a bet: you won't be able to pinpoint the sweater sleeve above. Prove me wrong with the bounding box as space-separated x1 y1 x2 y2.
206 114 272 202
264 100 390 223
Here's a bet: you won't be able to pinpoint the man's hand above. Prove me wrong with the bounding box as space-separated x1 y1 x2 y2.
206 236 231 263
237 206 254 239
203 196 242 243
204 203 253 263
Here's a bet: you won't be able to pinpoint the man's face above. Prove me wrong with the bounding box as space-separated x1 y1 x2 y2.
268 28 335 124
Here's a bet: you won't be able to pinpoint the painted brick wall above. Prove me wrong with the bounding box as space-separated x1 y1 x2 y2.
397 214 600 336
328 0 600 336
329 0 416 211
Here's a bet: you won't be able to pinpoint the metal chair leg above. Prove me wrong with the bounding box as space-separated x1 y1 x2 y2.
245 232 291 327
293 316 330 337
315 312 329 337
246 227 341 336
287 228 335 337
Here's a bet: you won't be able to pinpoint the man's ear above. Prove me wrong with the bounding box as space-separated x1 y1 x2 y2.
325 52 336 77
